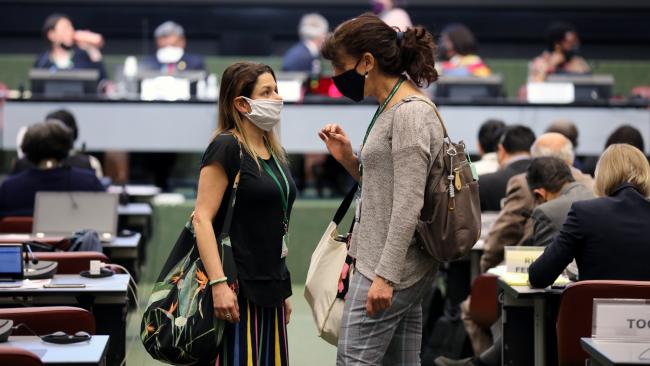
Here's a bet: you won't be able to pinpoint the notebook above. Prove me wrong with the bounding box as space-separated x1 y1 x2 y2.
32 192 119 242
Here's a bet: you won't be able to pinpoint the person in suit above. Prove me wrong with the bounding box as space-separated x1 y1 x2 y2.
281 13 329 73
12 109 104 179
33 13 107 82
529 143 650 287
478 125 535 211
527 157 594 248
141 21 206 73
0 122 104 218
473 119 505 176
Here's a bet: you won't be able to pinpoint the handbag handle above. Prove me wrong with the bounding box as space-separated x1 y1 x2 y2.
333 184 359 225
218 135 244 240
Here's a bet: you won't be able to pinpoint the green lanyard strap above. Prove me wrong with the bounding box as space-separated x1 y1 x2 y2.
359 76 406 179
259 153 290 235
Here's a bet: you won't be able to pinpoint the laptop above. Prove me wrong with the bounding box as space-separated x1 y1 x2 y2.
0 243 24 282
32 192 119 242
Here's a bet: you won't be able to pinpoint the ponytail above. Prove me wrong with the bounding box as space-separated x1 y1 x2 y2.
399 26 438 87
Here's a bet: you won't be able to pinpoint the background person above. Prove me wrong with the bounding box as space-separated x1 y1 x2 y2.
34 13 107 82
439 23 492 77
192 62 295 365
370 0 412 31
319 13 441 364
0 121 104 217
141 21 206 73
473 119 506 176
529 22 591 82
282 13 329 73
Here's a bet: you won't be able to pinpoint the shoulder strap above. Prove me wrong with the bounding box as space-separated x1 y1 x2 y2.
333 184 358 225
219 137 244 239
417 96 450 139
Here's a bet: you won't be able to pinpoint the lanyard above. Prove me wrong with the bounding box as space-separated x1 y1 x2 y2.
359 76 406 179
259 153 290 235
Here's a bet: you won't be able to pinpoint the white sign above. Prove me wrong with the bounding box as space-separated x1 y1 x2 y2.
593 299 650 341
505 246 544 274
527 82 575 104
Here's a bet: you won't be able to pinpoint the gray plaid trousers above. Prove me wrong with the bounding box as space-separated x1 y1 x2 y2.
336 271 434 366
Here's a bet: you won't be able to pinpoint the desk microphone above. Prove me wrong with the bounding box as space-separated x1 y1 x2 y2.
23 243 38 266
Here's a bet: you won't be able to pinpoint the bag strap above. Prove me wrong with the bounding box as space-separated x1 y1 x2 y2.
333 183 358 225
218 136 244 239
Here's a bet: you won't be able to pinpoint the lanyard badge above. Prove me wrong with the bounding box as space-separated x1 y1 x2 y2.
259 152 290 258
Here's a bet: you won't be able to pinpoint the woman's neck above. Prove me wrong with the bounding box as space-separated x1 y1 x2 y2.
374 74 403 105
50 46 70 60
239 120 269 156
37 158 61 170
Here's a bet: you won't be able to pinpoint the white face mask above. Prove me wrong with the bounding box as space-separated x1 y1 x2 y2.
156 46 184 64
241 96 283 132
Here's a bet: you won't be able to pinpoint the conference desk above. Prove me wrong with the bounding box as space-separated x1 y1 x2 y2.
581 338 650 366
1 335 109 366
0 274 129 366
2 98 650 155
498 278 565 366
0 232 142 281
118 203 153 264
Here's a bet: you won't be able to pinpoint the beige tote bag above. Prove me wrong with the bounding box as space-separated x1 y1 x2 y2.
304 186 356 345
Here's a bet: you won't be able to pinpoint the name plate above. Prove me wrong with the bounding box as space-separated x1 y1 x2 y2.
527 82 575 104
593 299 650 341
505 246 544 274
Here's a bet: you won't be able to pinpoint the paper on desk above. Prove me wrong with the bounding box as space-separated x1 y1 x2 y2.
487 265 570 287
20 279 51 289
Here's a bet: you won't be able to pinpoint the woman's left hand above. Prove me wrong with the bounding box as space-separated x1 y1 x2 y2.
366 276 394 317
284 298 292 324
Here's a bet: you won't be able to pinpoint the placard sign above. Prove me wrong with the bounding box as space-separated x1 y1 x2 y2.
505 246 544 274
592 299 650 341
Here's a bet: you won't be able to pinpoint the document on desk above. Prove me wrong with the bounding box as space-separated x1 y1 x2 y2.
488 265 570 287
19 279 51 289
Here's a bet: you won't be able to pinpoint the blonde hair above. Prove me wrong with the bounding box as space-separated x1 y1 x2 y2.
214 62 287 166
594 144 650 197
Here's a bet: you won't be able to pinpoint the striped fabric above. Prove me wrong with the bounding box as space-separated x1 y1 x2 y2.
216 296 289 366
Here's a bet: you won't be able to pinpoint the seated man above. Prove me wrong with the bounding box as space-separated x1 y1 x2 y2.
0 122 104 217
473 119 505 176
34 13 107 82
529 22 590 82
141 21 206 73
282 13 329 73
478 125 535 211
12 109 104 179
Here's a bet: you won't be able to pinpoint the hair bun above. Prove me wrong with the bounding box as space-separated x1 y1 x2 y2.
399 26 438 87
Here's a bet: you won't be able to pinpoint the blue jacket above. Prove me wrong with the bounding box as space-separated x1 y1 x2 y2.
34 47 108 81
529 183 650 287
140 53 206 73
282 42 317 72
0 166 105 217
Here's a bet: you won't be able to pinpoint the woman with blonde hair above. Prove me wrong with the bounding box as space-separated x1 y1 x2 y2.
529 143 650 288
193 61 295 365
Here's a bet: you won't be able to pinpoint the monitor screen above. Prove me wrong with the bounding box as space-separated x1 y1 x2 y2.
0 244 23 280
29 69 100 97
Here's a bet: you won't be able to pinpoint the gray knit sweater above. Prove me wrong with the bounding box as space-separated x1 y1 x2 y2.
350 95 443 290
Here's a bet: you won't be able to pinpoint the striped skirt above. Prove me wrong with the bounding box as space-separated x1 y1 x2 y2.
215 296 289 366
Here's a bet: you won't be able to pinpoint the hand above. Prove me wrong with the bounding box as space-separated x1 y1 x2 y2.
212 282 240 323
549 48 566 68
284 298 292 324
319 124 354 164
366 276 394 317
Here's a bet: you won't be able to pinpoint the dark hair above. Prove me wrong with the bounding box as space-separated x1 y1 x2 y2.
546 22 576 51
442 23 477 56
322 13 438 87
478 119 506 154
499 125 536 154
605 125 645 152
527 156 575 193
42 13 70 39
21 122 73 165
546 120 579 149
46 109 78 141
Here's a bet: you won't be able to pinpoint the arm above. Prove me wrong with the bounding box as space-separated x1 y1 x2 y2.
528 206 582 288
480 174 535 272
531 209 557 247
192 163 240 322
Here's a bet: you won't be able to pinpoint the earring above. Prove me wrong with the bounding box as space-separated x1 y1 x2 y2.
365 72 369 79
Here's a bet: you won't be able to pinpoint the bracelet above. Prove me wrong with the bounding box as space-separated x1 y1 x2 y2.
208 277 228 286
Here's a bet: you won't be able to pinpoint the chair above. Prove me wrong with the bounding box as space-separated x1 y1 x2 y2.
0 347 42 366
468 274 499 329
32 251 110 274
0 216 33 233
556 280 650 366
0 306 96 336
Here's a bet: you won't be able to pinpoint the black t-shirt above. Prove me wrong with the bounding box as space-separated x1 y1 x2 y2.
200 133 296 307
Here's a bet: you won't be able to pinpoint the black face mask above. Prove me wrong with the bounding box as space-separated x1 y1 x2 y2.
332 59 366 102
59 42 73 51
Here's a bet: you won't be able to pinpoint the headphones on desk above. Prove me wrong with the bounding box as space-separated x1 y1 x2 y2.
0 321 91 345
